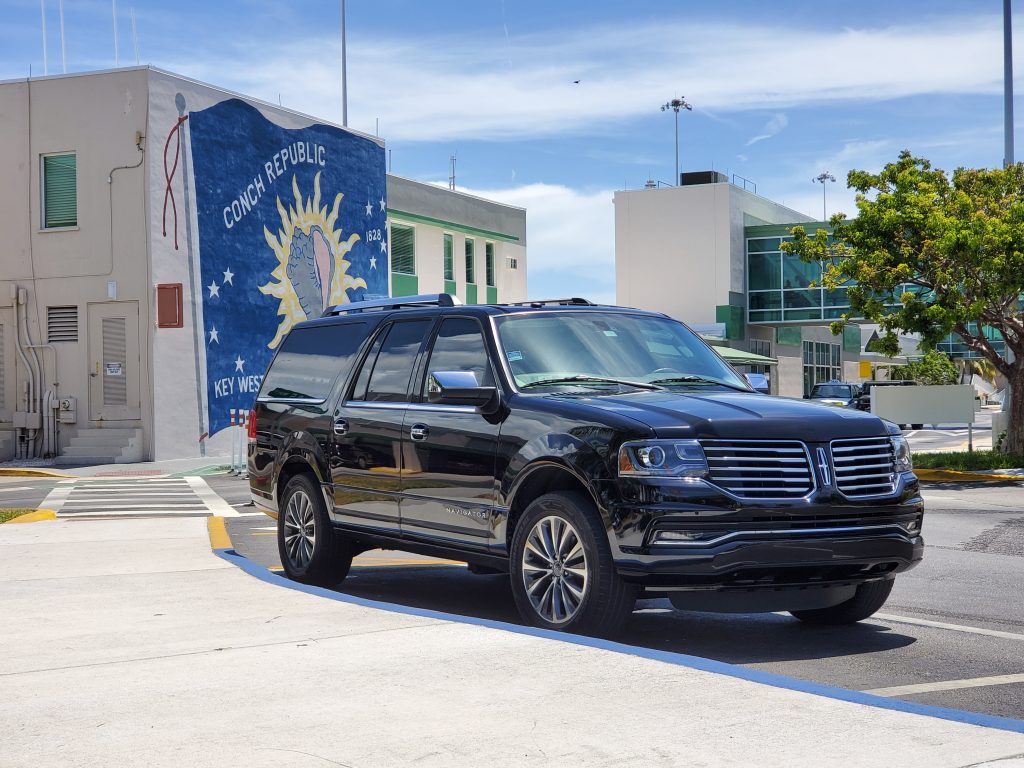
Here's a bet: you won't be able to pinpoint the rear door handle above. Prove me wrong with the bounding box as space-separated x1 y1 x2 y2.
409 424 429 441
333 417 349 436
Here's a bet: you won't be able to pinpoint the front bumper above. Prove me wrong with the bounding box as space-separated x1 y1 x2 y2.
606 472 924 588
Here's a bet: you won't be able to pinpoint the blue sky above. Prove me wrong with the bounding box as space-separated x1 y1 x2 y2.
1 0 1018 302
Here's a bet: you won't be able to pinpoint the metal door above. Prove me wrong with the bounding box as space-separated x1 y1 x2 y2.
88 301 141 421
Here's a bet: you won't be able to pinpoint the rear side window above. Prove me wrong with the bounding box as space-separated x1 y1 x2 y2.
351 319 432 402
260 322 369 401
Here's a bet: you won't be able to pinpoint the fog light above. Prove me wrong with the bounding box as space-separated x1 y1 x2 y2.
652 530 725 545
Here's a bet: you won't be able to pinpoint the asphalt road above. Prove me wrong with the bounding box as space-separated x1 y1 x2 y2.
904 409 994 453
224 478 1024 723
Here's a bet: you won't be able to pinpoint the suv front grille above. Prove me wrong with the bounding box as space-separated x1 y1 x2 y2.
830 437 896 498
699 440 813 499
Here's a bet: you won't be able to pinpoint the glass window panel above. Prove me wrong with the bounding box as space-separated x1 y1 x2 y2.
747 237 781 253
43 153 77 228
443 234 454 281
363 320 432 402
748 310 782 322
260 322 369 400
824 288 849 307
748 253 781 291
485 243 495 287
749 291 782 310
783 289 818 309
424 317 494 392
390 224 415 275
782 256 821 289
465 239 476 284
785 308 822 321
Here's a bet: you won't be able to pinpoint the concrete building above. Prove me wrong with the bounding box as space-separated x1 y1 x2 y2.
0 67 527 463
615 173 864 398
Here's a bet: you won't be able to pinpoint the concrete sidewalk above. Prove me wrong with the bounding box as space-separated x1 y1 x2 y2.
2 519 1023 768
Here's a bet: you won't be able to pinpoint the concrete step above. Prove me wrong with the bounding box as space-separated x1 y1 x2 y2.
60 446 123 458
57 427 143 465
69 434 134 448
73 428 141 438
54 454 121 465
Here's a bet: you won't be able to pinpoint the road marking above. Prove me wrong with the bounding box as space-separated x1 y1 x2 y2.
0 486 34 493
864 673 1024 697
874 613 1024 642
185 476 238 517
207 516 233 550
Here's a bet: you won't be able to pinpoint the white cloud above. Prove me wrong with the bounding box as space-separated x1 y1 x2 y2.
746 113 789 146
447 182 616 300
163 15 1005 143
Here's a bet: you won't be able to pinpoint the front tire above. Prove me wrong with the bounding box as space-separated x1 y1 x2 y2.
509 492 637 637
278 474 353 587
790 579 894 625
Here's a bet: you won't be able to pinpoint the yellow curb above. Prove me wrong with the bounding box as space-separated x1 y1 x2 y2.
914 468 1024 482
0 468 75 479
5 509 57 524
207 516 233 550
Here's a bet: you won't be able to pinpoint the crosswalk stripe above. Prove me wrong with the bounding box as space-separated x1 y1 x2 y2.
49 476 235 518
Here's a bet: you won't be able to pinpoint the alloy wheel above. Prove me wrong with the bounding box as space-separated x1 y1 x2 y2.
283 489 316 568
521 515 589 624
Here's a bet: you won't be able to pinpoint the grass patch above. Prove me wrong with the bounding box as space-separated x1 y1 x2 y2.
0 508 37 524
912 451 1024 471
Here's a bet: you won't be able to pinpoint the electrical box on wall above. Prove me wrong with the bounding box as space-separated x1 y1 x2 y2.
58 396 77 424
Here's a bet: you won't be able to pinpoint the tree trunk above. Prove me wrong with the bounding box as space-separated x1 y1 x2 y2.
1004 367 1024 456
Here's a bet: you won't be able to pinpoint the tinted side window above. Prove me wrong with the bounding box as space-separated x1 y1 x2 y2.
355 319 432 402
424 318 494 391
260 322 369 400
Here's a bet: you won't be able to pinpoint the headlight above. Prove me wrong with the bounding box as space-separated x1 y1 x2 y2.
618 439 708 479
891 435 913 473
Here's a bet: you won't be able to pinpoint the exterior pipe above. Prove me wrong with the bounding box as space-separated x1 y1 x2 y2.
26 343 59 457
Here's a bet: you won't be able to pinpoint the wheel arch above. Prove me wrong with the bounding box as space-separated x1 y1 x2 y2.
502 461 607 553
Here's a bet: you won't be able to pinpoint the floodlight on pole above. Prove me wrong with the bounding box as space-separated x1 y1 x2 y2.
814 171 836 220
661 97 692 186
340 0 348 127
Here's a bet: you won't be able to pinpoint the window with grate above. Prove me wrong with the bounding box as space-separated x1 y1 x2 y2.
443 234 454 281
485 242 495 287
465 239 476 284
506 257 518 270
389 224 415 275
42 153 77 228
749 339 772 357
47 306 79 342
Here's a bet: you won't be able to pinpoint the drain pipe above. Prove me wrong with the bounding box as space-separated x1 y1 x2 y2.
26 343 59 457
18 290 43 456
11 285 35 457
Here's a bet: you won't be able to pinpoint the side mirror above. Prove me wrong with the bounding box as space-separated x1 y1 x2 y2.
427 371 497 411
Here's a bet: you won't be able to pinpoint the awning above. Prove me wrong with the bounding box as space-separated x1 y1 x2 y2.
711 345 778 366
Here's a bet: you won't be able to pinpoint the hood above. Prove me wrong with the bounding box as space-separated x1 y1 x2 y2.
547 389 893 441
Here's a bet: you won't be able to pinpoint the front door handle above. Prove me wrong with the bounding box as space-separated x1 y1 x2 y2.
409 424 429 441
333 417 349 436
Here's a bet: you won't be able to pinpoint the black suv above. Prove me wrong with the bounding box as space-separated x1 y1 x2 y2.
248 295 923 636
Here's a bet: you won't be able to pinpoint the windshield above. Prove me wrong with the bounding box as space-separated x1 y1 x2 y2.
811 384 855 398
493 311 749 391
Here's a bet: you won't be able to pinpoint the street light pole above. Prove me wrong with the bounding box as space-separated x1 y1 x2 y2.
814 172 836 220
1005 0 1014 166
661 97 692 185
341 0 348 127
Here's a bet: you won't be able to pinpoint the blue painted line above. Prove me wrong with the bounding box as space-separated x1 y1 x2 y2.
214 547 1024 735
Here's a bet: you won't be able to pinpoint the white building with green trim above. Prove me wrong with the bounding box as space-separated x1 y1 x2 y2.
386 175 527 305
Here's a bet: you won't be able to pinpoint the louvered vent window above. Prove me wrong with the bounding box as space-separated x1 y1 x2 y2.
48 306 79 342
42 153 78 228
390 224 415 275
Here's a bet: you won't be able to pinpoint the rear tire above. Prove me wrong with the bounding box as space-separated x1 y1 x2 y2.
509 491 637 637
278 474 353 587
790 579 894 625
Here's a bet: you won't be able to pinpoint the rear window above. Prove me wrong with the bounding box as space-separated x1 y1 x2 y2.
259 322 369 401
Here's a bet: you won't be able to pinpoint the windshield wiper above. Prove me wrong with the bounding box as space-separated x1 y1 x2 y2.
520 375 664 391
647 375 751 392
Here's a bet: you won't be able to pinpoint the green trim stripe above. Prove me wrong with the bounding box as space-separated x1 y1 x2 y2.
389 209 520 243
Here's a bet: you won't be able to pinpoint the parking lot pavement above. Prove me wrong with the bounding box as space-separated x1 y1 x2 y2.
227 481 1024 723
3 516 1024 768
904 409 995 453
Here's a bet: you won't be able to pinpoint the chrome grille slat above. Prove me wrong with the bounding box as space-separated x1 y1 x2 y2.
699 440 813 499
830 437 896 498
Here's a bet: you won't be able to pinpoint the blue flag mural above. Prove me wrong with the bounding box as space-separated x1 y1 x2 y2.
187 98 387 435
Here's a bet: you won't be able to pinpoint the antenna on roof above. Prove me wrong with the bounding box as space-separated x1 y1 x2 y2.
112 0 120 67
40 0 48 75
131 7 139 65
449 154 456 190
59 0 66 73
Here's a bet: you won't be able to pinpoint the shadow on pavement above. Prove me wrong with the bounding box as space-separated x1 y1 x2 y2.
334 564 917 665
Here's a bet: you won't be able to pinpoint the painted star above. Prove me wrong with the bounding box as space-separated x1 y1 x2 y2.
379 196 386 213
369 255 377 269
380 239 387 253
208 326 219 345
234 355 245 373
365 200 373 216
222 268 234 286
207 281 220 298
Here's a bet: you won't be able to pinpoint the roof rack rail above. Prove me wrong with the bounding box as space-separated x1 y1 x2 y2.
322 293 462 316
505 297 595 308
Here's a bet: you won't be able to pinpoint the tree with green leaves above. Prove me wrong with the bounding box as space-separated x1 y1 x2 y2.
890 350 960 386
781 151 1024 453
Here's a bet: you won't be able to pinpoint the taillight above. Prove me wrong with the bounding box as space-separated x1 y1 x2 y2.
247 408 257 440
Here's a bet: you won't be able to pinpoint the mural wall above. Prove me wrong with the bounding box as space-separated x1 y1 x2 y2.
149 72 387 457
